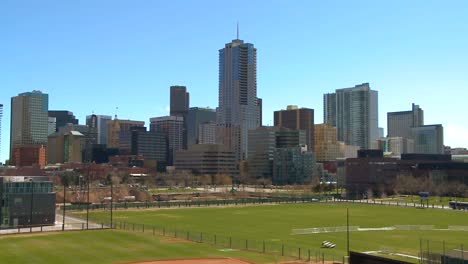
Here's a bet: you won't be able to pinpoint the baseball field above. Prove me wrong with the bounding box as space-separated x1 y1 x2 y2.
0 229 285 264
81 202 468 262
1 202 466 263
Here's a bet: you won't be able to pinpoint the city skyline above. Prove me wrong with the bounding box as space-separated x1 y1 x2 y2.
2 1 468 162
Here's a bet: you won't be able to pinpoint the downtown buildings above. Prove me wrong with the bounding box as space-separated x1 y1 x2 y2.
387 104 444 155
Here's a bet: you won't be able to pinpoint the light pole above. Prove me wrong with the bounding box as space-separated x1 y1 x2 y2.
29 180 34 227
110 181 113 228
62 184 66 231
347 208 350 256
86 165 90 230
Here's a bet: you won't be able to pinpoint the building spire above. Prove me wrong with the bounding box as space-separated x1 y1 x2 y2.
237 21 239 39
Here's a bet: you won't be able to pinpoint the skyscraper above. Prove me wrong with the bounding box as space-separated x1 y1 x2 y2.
150 116 184 165
48 110 78 131
186 107 216 146
324 83 379 149
86 114 112 145
217 37 260 160
107 117 145 154
274 105 314 151
10 91 49 167
247 126 306 180
170 86 189 117
387 103 424 139
411 125 444 154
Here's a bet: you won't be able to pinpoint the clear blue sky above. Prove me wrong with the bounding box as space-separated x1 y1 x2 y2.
1 0 468 162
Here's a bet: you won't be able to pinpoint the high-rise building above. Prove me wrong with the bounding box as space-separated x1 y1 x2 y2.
48 111 78 131
186 107 216 146
247 126 307 181
107 117 145 154
47 117 56 135
274 105 314 151
86 115 112 145
387 103 424 139
150 116 184 165
170 86 189 117
273 146 315 185
217 37 260 161
10 91 49 167
324 83 379 149
314 123 341 162
257 98 262 126
198 122 216 144
170 86 189 149
130 126 167 163
411 125 444 154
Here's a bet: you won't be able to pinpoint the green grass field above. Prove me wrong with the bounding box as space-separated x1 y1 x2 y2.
79 203 468 262
0 230 285 264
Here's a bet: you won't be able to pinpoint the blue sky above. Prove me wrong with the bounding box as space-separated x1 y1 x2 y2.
1 0 468 162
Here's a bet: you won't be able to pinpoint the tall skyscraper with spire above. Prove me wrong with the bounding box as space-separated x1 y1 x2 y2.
217 31 260 161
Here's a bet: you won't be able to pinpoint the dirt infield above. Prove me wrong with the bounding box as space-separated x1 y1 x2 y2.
125 258 254 264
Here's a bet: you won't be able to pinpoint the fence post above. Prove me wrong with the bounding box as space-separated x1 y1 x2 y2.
263 240 265 253
245 239 248 250
282 244 284 256
461 244 464 263
229 237 232 248
102 223 104 229
308 249 311 262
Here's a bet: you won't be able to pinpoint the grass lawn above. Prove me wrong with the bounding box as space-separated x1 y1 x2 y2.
77 203 468 262
0 230 287 264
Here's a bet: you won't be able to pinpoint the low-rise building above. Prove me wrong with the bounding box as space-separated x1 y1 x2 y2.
0 176 55 227
174 144 238 176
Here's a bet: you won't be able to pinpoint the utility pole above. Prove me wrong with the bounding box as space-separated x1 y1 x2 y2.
110 181 113 228
347 208 350 256
62 184 66 231
30 180 34 227
86 164 90 229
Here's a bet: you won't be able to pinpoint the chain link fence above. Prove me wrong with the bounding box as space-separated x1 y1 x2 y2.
113 220 344 263
420 240 467 264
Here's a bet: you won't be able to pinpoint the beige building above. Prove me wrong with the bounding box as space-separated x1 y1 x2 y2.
47 131 84 164
174 144 238 176
314 123 341 161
